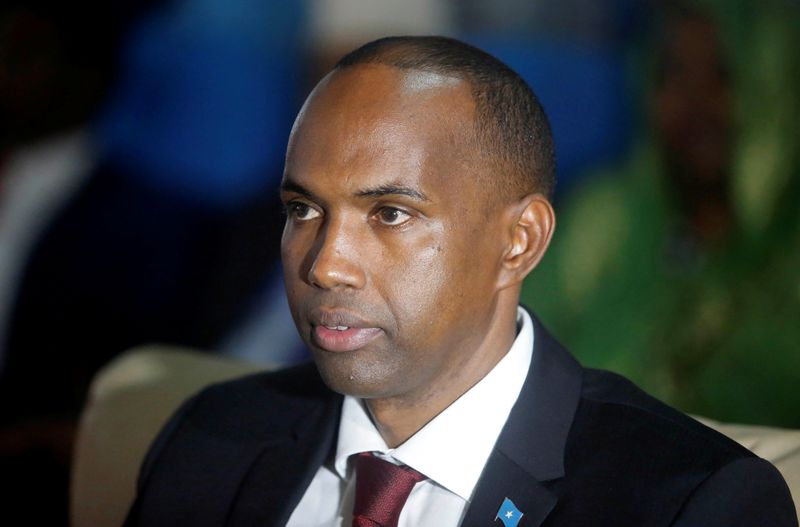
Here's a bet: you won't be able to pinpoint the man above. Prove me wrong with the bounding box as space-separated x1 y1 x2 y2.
125 36 796 526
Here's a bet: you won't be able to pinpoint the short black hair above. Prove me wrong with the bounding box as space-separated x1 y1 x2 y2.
334 36 556 200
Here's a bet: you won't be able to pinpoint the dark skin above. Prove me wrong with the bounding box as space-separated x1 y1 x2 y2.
280 64 554 447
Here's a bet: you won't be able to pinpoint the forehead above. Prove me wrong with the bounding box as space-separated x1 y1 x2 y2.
284 65 478 195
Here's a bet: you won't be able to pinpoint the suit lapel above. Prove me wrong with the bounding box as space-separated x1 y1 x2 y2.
462 311 583 526
220 369 342 527
461 450 557 527
226 379 342 527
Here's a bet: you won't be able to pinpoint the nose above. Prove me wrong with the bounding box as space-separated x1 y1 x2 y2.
307 220 367 290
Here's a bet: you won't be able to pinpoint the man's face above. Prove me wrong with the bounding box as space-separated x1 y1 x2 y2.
280 65 509 403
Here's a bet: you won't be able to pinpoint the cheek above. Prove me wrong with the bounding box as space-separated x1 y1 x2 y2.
380 240 454 343
395 225 499 332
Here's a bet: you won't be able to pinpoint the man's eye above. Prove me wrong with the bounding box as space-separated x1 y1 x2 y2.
287 202 321 221
376 207 411 226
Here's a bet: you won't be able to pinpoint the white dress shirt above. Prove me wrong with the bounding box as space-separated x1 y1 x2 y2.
286 307 534 527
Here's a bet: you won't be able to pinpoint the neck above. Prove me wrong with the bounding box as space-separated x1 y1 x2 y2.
365 299 520 448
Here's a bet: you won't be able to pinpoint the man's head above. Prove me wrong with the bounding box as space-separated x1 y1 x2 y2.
280 36 555 411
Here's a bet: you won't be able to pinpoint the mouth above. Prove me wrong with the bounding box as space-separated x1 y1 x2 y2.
309 309 383 353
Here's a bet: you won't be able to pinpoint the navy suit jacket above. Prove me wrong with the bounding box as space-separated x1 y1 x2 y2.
125 314 797 526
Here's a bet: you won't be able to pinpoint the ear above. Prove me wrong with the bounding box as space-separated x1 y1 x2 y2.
497 193 556 290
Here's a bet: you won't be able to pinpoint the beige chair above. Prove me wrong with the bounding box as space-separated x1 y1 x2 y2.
70 346 265 527
71 347 800 527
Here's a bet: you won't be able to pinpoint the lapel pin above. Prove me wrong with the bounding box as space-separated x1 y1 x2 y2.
495 497 523 527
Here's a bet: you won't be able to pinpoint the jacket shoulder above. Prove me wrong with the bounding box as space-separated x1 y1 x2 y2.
134 362 335 492
553 368 773 523
199 361 331 404
126 362 339 526
578 367 753 462
181 362 336 438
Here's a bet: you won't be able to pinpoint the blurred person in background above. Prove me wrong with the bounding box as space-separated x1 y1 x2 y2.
0 1 151 523
0 0 306 524
521 0 800 427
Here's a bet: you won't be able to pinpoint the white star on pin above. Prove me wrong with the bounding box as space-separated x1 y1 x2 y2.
505 511 514 518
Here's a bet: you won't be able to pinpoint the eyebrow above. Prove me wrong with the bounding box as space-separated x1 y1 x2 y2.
280 179 320 202
281 178 430 203
355 184 430 202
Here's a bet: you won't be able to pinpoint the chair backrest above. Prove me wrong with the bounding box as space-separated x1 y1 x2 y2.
71 347 800 527
70 345 265 527
694 415 800 511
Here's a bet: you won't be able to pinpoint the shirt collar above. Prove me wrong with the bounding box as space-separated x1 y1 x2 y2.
334 307 534 501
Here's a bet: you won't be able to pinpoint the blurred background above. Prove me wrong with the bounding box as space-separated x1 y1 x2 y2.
0 0 797 523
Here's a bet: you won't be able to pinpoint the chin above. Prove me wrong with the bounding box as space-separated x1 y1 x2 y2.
312 351 399 399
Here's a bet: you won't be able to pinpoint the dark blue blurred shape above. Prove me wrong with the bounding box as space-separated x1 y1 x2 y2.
96 1 305 207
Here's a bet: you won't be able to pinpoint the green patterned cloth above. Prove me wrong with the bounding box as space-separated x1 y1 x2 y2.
521 1 800 427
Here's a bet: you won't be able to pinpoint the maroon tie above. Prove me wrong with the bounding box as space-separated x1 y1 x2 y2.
351 452 427 527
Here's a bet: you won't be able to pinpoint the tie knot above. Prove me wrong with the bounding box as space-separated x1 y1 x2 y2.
352 452 427 527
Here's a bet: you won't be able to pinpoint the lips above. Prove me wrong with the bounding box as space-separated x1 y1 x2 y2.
309 309 383 352
312 325 382 352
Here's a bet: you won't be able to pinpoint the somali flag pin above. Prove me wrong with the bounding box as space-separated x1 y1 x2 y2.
495 497 524 527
